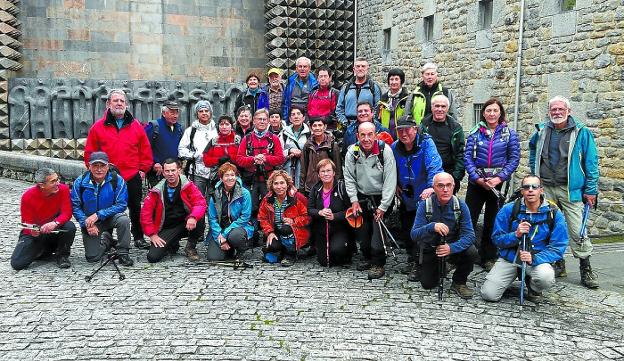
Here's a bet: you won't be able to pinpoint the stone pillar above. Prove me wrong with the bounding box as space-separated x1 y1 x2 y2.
0 0 22 150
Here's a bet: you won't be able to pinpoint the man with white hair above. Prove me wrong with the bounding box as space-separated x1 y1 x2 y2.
406 62 458 125
145 100 184 187
336 57 382 128
85 89 153 250
529 96 600 289
282 56 318 120
420 94 465 194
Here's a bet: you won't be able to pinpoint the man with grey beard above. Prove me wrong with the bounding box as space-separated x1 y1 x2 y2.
529 96 599 289
84 89 153 250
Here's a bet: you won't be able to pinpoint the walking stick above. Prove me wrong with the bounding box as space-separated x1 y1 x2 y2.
520 233 528 306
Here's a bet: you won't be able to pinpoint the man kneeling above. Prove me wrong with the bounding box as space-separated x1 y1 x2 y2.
410 172 477 299
141 158 207 263
481 175 568 302
71 151 133 266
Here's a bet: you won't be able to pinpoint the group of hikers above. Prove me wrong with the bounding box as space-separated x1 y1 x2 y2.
11 57 600 302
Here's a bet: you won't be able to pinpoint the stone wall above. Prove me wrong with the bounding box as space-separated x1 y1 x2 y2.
18 0 266 82
356 0 624 235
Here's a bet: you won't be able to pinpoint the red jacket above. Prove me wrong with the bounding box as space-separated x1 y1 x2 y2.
21 183 73 236
202 132 240 167
236 131 285 174
140 176 207 236
258 188 310 249
84 109 153 180
307 87 338 120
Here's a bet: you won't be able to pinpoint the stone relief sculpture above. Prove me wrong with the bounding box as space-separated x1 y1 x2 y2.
72 80 94 138
51 79 73 139
7 79 254 150
30 80 52 139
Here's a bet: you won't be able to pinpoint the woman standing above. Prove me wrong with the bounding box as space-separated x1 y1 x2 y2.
178 100 218 197
282 106 310 189
202 115 240 196
258 170 310 266
464 98 520 271
206 163 254 261
308 159 352 266
234 72 269 116
299 117 342 195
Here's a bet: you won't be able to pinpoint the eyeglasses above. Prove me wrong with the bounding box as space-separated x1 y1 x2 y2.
521 184 542 190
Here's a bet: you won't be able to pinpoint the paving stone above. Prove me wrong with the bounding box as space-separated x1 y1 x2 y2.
0 177 623 359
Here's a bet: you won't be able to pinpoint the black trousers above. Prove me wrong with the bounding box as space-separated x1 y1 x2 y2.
11 222 76 270
206 227 250 261
465 182 502 264
126 173 145 240
399 205 417 261
146 218 206 263
313 221 351 267
356 195 386 267
420 244 478 289
264 224 296 255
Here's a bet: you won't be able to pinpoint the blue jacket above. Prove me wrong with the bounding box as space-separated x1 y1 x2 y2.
392 134 443 211
336 78 382 125
207 178 254 244
410 195 475 254
491 200 568 265
144 117 184 165
282 72 319 120
341 120 389 155
464 122 520 183
528 116 599 202
71 170 128 228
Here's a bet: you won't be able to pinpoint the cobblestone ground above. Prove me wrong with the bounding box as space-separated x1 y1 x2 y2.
1 178 623 360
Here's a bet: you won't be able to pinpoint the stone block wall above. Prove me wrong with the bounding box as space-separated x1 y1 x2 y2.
356 0 624 235
18 0 266 82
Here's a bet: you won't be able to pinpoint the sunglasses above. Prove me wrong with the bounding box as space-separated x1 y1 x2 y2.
521 184 542 190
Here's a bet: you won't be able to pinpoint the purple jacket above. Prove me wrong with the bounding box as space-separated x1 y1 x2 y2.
464 122 520 183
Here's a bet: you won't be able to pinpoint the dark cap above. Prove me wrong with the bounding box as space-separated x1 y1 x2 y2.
396 115 417 129
89 151 109 165
164 100 179 110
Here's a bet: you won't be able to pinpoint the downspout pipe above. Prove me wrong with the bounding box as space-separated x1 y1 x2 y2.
354 0 358 61
511 0 526 193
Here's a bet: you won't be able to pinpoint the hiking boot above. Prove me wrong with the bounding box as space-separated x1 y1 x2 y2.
56 255 71 269
553 259 567 278
118 254 134 267
185 246 200 262
407 263 422 282
298 245 316 258
580 257 599 289
401 261 415 275
134 237 150 250
280 255 296 267
482 260 495 272
450 282 474 299
525 276 542 302
356 261 372 271
367 266 385 280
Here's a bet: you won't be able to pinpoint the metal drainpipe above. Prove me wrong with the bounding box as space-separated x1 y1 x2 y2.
354 0 358 61
511 0 526 193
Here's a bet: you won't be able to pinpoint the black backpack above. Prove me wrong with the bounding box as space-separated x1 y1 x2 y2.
77 167 120 206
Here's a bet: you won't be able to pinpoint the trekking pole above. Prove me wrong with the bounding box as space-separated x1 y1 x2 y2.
579 202 591 241
326 220 330 268
377 219 391 257
378 219 401 250
438 236 447 301
520 232 528 306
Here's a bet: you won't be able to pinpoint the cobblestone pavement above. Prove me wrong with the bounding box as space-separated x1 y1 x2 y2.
1 178 623 360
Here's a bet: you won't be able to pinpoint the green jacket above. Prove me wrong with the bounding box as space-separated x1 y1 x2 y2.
377 88 410 138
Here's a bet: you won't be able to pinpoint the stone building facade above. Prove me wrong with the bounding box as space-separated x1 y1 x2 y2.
356 0 624 234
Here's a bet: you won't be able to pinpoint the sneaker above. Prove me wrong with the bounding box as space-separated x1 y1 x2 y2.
553 259 567 278
280 255 296 267
56 255 71 269
185 246 200 262
118 254 134 267
407 263 421 282
450 282 474 299
356 261 372 272
134 237 150 250
367 266 385 280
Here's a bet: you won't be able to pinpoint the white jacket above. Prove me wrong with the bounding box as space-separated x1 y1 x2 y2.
178 120 218 179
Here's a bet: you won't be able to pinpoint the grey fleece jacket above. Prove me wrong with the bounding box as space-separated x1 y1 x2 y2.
343 141 397 212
